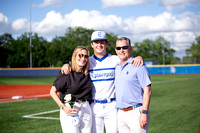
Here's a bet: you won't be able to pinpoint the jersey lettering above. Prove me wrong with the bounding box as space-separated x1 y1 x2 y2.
89 68 115 82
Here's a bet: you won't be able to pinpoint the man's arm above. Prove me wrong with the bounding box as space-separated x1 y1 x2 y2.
139 84 151 128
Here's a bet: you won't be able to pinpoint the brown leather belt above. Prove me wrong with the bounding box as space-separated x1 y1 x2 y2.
121 106 133 111
120 104 142 111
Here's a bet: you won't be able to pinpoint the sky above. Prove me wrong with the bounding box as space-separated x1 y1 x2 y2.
0 0 200 59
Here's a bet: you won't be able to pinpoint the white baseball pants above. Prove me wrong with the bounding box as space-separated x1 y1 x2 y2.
91 101 118 133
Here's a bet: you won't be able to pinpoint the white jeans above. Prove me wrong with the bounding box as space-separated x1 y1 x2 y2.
117 106 150 133
60 101 92 133
91 101 118 133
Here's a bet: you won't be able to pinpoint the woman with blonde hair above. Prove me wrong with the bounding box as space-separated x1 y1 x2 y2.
50 46 92 133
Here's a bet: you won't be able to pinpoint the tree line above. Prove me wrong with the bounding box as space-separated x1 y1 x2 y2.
0 27 199 68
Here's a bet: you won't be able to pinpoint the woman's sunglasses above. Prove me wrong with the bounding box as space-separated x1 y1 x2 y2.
115 46 130 50
78 54 89 59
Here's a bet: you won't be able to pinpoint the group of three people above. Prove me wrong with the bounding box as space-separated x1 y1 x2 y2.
50 31 152 133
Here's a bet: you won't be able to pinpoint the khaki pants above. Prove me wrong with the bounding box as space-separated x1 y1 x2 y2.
117 106 150 133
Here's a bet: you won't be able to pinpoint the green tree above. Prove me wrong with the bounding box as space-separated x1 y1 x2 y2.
46 36 63 67
6 33 30 67
185 36 200 63
132 39 154 61
106 32 118 55
171 57 181 64
132 36 176 64
6 33 48 67
0 33 14 67
182 56 193 64
153 36 175 64
46 27 94 66
31 33 49 67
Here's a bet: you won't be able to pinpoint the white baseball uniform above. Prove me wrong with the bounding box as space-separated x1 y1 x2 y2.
89 53 119 133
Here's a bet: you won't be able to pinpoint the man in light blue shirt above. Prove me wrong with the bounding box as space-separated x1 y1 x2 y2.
115 37 152 133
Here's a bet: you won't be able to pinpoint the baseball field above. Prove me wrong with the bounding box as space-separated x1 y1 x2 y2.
0 75 200 133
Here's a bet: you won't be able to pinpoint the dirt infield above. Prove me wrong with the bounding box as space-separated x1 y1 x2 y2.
0 85 52 103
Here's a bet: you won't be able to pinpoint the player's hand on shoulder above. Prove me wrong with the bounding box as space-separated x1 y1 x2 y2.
131 56 143 67
61 64 71 75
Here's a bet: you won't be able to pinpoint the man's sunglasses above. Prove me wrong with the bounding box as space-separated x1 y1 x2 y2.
115 46 130 50
78 54 89 59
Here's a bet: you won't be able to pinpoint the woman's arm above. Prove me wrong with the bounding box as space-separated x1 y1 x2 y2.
50 86 77 116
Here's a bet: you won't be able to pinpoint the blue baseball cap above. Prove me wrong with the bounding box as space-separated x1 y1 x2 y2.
91 31 107 41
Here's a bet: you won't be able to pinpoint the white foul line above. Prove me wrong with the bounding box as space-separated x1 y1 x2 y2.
0 94 50 103
22 109 60 120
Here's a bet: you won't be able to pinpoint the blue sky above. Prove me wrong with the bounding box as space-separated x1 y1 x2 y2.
0 0 200 58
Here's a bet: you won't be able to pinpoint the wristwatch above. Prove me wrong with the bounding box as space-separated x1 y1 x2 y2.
141 110 148 114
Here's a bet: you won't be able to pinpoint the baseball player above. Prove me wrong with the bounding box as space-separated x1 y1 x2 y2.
62 31 143 133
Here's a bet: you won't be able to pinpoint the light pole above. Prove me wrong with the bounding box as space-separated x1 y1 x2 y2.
29 0 32 68
162 48 165 65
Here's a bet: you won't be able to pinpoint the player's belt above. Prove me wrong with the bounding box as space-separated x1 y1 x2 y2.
93 98 116 104
120 104 142 111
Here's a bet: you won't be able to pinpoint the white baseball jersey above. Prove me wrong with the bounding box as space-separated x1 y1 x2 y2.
89 53 120 100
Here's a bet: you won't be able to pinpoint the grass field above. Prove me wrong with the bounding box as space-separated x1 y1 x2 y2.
0 75 200 133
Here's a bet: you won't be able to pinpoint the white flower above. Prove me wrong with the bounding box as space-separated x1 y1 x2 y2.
64 94 72 102
64 94 75 108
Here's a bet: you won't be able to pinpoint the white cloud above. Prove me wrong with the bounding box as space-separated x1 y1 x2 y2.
0 13 9 33
101 0 199 10
159 0 200 11
64 9 122 31
125 12 200 34
33 11 65 36
12 18 28 32
0 13 8 23
29 10 123 36
160 0 199 6
119 11 200 58
32 0 64 8
101 0 152 8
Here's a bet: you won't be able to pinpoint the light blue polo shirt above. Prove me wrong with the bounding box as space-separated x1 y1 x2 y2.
115 56 151 109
